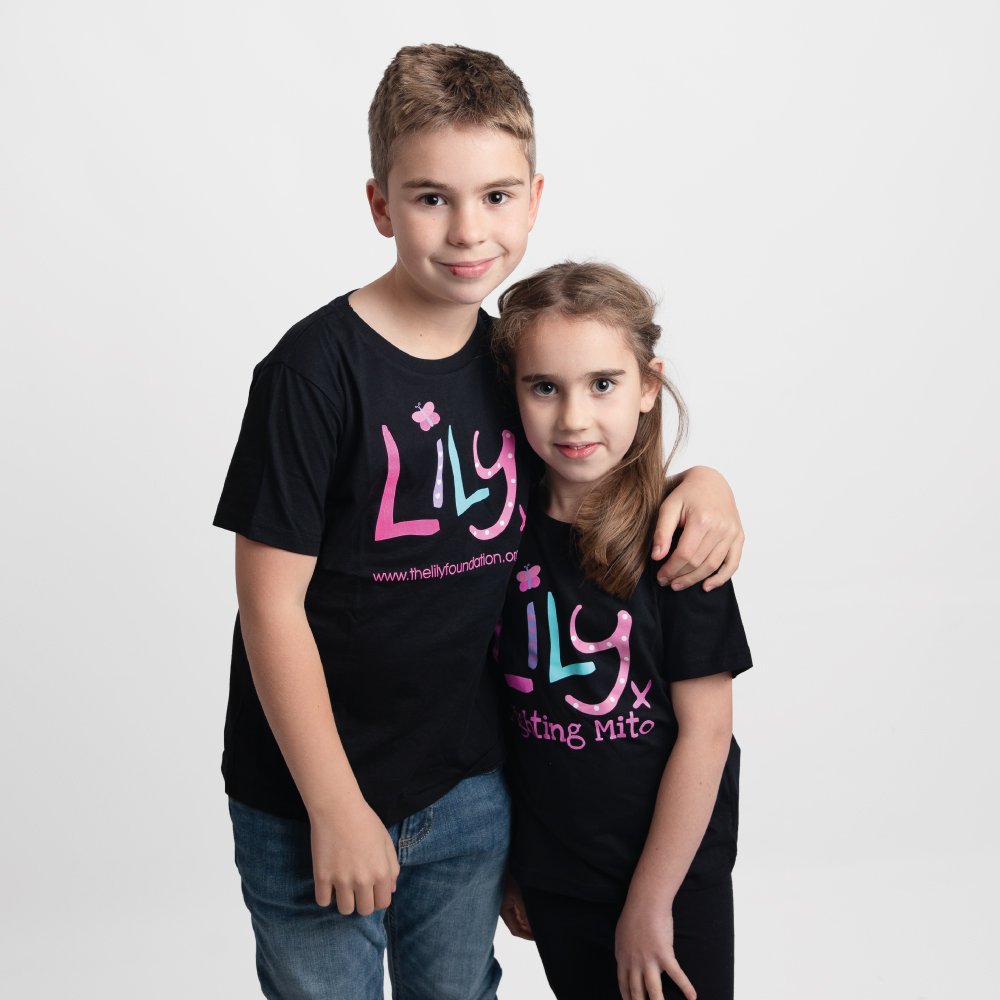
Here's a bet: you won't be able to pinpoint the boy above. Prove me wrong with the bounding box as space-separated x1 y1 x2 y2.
215 44 743 1000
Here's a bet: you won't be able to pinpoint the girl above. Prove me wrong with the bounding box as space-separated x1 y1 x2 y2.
491 262 752 1000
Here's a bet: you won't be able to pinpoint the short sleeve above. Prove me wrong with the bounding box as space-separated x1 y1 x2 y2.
659 579 753 682
213 362 341 555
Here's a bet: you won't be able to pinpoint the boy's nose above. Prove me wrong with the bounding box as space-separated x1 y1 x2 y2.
448 205 485 247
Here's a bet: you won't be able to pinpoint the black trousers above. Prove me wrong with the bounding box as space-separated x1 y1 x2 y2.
521 877 734 1000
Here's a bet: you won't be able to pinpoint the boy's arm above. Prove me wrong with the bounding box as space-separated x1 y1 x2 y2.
653 466 744 591
235 534 400 916
614 673 733 1000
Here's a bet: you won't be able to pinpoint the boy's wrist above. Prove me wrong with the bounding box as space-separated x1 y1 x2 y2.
304 785 367 822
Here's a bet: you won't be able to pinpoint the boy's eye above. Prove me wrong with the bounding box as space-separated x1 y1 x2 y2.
486 191 509 205
531 382 557 397
592 378 616 394
419 194 445 207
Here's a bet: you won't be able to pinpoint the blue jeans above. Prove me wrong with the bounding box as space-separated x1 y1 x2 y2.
229 769 511 1000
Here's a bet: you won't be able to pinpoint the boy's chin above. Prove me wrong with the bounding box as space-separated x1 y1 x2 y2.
432 277 506 308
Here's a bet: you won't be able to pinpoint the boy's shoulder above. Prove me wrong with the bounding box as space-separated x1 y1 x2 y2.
257 293 355 378
256 293 494 386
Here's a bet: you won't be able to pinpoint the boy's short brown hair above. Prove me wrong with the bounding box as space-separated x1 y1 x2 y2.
368 44 535 192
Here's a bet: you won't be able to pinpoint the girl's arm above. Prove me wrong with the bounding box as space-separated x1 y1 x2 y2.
235 535 400 915
614 673 734 1000
653 467 744 592
499 871 535 941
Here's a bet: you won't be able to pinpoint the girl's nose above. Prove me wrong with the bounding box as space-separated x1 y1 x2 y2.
557 392 590 432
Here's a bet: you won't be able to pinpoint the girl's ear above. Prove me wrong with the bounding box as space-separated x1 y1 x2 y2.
639 357 665 413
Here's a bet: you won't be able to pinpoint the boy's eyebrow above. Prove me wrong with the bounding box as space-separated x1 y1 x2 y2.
519 369 628 383
401 176 526 191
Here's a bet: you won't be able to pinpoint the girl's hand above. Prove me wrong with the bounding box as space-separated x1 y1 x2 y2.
499 873 534 940
615 897 696 1000
653 466 744 591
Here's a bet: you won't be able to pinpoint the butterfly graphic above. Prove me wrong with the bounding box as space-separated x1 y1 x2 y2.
411 401 441 432
516 564 541 592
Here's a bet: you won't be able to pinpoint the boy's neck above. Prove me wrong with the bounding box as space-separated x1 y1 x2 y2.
349 269 483 360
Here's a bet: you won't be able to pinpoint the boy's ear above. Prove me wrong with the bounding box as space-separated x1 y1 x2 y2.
640 357 665 412
366 179 394 238
527 173 544 231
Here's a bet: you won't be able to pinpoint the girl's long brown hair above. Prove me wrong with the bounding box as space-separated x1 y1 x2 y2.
493 262 688 600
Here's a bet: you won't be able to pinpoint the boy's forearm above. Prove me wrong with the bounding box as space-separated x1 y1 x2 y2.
239 605 365 818
625 726 732 907
665 464 722 493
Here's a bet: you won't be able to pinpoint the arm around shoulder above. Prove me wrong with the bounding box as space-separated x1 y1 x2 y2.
653 466 745 591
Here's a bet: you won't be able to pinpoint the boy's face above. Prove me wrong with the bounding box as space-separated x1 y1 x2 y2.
368 126 543 310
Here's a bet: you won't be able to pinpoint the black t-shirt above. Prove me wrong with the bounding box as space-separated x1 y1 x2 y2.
214 294 532 824
496 507 753 903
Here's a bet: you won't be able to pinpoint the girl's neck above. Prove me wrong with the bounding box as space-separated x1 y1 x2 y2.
541 477 590 524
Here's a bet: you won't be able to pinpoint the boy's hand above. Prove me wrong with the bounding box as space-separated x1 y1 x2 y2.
499 873 534 940
652 466 744 591
309 798 400 916
615 897 695 1000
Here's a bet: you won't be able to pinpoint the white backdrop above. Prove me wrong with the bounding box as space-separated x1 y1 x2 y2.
3 1 998 997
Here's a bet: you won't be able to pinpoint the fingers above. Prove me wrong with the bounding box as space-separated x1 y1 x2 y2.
500 908 534 940
314 825 400 914
387 840 401 892
668 538 731 591
663 955 697 1000
617 963 653 1000
628 965 660 1000
352 884 376 917
333 882 356 915
329 875 396 916
513 899 534 940
500 894 535 940
617 961 630 1000
650 495 682 562
656 519 711 586
658 521 744 590
318 854 397 914
373 878 394 911
314 878 333 908
618 953 698 1000
701 534 743 592
620 961 696 1000
643 963 666 1000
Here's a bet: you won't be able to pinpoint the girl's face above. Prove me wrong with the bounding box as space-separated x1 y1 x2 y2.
514 313 662 510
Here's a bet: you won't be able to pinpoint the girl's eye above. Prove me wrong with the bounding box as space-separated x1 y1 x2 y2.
486 191 509 205
592 378 616 394
419 194 445 207
531 382 557 397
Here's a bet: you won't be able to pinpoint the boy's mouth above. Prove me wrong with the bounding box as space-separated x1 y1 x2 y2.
439 258 497 279
555 442 599 459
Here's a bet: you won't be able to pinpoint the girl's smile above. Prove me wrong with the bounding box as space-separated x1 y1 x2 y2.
555 442 600 459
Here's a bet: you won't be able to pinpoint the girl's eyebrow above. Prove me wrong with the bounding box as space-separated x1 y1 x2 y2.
519 369 627 383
